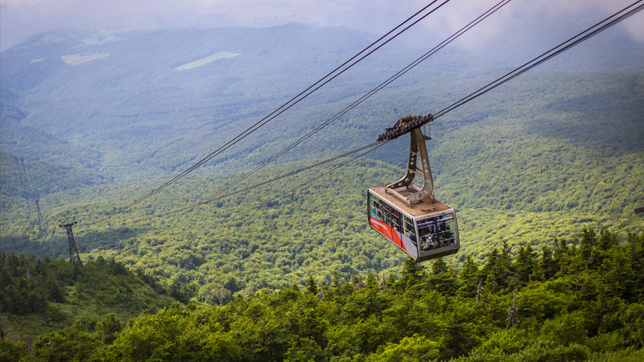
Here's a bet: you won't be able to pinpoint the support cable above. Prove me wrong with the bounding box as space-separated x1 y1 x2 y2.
125 141 386 224
203 0 512 204
87 0 643 227
251 142 388 210
92 0 451 225
433 0 644 119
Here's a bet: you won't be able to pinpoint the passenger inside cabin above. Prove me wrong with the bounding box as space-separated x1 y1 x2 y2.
421 235 433 251
431 233 440 248
439 222 454 245
403 216 416 245
406 230 416 244
372 201 383 219
420 236 428 250
418 224 430 250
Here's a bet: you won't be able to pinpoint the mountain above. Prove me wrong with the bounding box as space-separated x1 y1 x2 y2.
0 251 177 341
1 23 643 302
0 24 419 180
3 23 641 181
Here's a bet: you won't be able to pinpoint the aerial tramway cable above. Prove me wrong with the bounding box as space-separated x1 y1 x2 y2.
433 0 644 119
108 0 644 225
86 0 642 228
201 0 512 204
90 0 452 225
251 142 389 210
126 141 387 223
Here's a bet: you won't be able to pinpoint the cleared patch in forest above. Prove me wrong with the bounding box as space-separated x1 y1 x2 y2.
61 53 110 66
175 52 240 70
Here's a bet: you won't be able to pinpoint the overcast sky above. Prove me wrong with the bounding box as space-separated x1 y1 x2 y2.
2 0 643 52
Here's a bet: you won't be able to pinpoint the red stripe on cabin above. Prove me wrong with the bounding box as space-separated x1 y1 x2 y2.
369 218 408 250
392 230 405 251
369 218 392 240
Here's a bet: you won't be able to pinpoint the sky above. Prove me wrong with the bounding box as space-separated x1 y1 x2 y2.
1 0 643 52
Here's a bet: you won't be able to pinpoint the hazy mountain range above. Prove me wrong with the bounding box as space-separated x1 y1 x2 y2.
0 21 642 278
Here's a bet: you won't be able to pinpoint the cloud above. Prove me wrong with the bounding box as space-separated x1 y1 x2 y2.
389 0 644 48
1 0 642 52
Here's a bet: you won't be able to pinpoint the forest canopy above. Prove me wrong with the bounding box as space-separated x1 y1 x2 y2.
2 228 643 361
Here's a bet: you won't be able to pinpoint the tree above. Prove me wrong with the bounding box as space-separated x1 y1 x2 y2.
457 255 480 299
283 337 324 362
104 303 213 362
97 314 122 345
394 258 426 292
440 311 480 360
540 311 588 346
512 243 537 285
553 238 571 277
202 283 231 306
576 228 597 272
534 246 555 281
31 321 101 362
365 334 440 362
620 303 644 348
0 339 26 362
598 229 618 251
481 247 512 294
306 275 319 295
431 258 449 275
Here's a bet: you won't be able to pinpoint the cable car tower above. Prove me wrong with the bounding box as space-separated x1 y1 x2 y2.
369 114 460 262
59 218 83 267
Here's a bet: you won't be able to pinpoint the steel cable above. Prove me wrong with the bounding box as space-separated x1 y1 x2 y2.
90 0 451 225
124 141 387 224
86 1 643 227
433 0 644 119
201 0 512 205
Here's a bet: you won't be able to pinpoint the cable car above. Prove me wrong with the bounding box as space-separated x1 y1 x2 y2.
368 115 460 262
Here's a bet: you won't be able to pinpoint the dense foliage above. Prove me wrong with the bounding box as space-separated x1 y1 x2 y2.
1 22 643 360
1 160 410 298
2 228 643 361
0 252 176 339
2 152 641 297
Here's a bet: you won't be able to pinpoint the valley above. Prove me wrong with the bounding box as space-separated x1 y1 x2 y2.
1 19 643 361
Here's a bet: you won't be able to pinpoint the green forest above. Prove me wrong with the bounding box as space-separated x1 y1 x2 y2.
0 252 177 341
2 228 643 361
1 154 641 298
1 21 643 362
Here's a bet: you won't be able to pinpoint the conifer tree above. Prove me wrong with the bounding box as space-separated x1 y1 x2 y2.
535 246 555 281
513 243 537 285
431 258 449 275
457 255 480 298
395 258 426 292
553 238 571 277
481 246 512 293
306 275 319 295
575 228 597 272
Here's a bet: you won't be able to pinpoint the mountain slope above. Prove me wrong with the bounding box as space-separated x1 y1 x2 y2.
0 23 643 299
0 252 176 340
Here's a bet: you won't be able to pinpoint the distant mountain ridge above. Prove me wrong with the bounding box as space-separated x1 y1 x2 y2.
2 23 642 182
0 23 642 300
0 24 421 180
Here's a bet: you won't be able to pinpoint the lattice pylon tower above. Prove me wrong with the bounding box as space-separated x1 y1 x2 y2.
59 219 83 267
